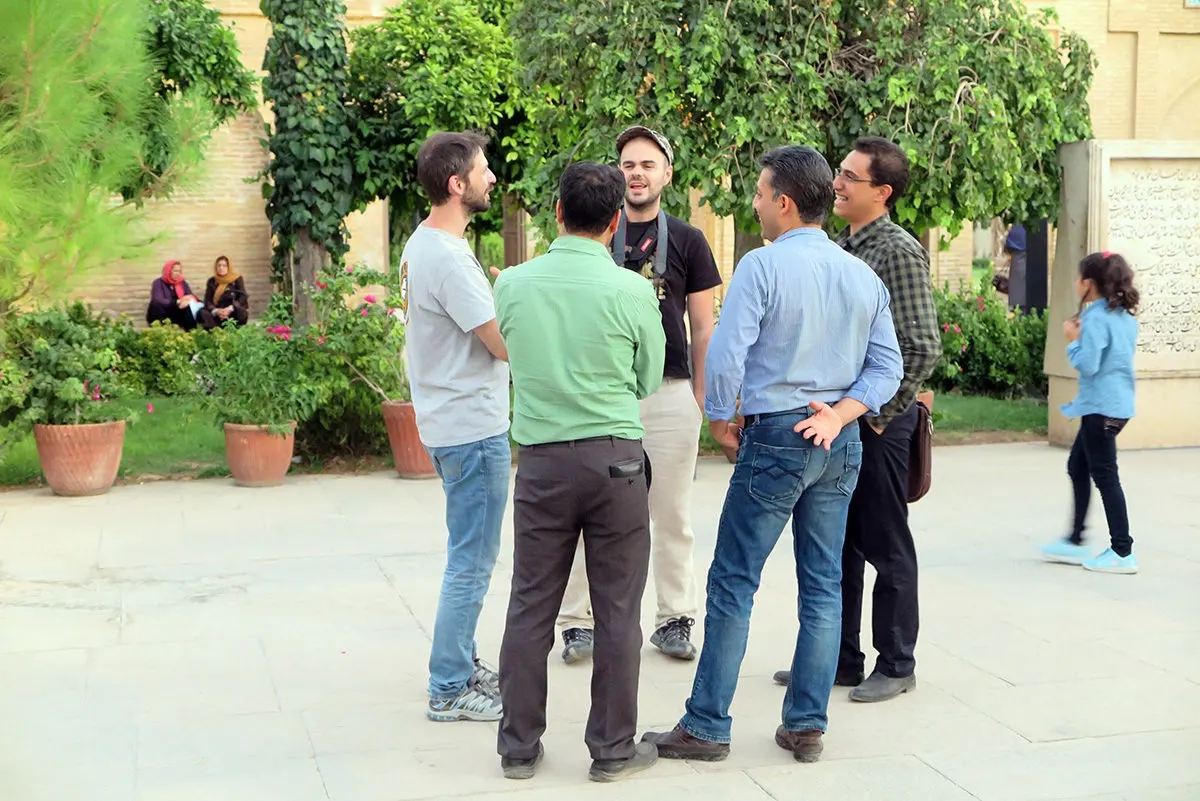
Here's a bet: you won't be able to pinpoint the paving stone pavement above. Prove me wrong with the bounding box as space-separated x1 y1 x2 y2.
1 442 1199 801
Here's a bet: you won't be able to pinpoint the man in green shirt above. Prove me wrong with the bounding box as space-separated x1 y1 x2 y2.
494 162 665 783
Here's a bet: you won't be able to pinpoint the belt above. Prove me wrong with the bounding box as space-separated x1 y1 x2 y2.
521 435 639 449
742 407 811 427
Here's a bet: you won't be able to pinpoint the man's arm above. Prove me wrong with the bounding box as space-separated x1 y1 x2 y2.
844 280 904 418
631 285 666 400
438 255 508 363
472 319 508 362
687 288 716 411
869 248 942 430
704 255 766 422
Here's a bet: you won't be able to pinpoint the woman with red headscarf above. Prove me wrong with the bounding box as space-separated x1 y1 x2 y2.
146 260 213 330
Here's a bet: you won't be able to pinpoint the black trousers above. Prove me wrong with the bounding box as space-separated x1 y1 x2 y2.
1068 414 1132 557
840 403 919 679
498 437 651 762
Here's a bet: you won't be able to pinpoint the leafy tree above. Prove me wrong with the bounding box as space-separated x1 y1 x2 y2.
134 0 258 199
347 0 530 253
0 0 207 314
260 0 355 326
515 0 1095 257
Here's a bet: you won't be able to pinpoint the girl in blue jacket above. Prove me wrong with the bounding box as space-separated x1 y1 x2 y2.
1041 251 1139 574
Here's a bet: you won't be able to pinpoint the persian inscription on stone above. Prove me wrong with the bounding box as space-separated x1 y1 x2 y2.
1106 161 1200 365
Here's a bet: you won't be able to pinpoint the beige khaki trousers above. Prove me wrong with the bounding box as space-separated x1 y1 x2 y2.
557 378 701 631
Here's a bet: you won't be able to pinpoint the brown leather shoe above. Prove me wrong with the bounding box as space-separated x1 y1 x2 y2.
775 726 824 763
642 725 730 761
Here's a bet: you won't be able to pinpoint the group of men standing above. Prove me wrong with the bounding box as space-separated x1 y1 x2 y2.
398 125 941 782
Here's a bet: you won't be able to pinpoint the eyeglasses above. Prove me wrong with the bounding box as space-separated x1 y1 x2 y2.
837 169 873 184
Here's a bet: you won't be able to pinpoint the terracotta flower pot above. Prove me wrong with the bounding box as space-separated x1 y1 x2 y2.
224 423 296 487
381 401 437 479
33 420 126 497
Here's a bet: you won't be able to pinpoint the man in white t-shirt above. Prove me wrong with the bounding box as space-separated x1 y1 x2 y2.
399 131 511 723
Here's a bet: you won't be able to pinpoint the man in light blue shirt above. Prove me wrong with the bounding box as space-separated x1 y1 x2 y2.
645 145 902 763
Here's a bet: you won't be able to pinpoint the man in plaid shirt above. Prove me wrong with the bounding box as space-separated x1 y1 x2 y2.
774 137 941 703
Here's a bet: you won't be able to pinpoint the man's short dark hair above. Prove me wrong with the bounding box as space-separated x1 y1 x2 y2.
758 146 835 224
852 137 909 209
416 131 489 205
559 162 625 236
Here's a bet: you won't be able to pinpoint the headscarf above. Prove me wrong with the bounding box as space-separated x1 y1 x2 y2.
211 255 241 303
162 260 185 299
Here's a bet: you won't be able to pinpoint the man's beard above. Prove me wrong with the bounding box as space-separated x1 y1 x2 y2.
625 186 663 212
463 180 491 214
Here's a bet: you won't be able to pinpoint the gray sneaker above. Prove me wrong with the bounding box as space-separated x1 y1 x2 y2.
427 680 504 722
588 740 658 782
650 617 697 660
473 658 500 692
562 628 594 665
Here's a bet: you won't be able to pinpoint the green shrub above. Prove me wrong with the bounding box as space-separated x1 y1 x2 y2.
931 282 1047 398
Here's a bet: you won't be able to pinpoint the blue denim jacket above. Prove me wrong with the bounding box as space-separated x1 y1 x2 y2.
1061 299 1137 420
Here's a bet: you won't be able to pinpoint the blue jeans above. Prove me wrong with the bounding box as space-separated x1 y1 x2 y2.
680 411 863 742
425 433 512 700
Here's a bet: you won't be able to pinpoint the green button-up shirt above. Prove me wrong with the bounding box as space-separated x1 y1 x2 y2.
494 236 665 446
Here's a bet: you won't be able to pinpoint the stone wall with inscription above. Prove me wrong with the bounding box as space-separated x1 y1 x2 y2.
1045 141 1200 449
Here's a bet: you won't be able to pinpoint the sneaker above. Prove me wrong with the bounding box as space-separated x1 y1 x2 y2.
1082 547 1138 575
427 680 504 722
472 658 500 692
502 742 544 780
562 628 594 665
1040 538 1093 565
588 740 658 782
650 617 697 660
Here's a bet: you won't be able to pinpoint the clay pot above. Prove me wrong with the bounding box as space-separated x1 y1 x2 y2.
381 401 437 479
224 423 295 487
33 420 126 497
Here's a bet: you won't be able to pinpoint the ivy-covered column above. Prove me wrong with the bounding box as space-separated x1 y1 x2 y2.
260 0 353 326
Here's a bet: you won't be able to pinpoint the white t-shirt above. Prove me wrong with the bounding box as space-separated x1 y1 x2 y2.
398 225 510 448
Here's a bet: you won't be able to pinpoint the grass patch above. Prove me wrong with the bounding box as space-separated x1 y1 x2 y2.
697 392 1047 455
0 396 227 488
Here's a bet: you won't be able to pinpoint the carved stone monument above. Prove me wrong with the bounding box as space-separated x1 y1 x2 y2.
1045 140 1200 449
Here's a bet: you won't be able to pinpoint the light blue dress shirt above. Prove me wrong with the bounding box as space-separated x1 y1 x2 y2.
704 227 904 422
1061 299 1138 420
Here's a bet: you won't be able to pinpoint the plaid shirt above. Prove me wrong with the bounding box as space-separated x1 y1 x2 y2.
836 215 941 428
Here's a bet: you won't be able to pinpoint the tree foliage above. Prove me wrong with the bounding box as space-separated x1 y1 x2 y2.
132 0 258 200
0 0 202 313
260 0 354 323
514 0 1095 241
347 0 530 243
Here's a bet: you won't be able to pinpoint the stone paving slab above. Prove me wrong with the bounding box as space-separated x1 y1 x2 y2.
1 443 1199 801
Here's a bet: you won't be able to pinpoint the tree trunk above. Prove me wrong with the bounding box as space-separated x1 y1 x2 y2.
473 228 483 261
501 193 527 268
733 228 764 272
292 228 328 326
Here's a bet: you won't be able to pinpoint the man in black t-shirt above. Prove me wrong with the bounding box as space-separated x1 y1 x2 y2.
556 126 724 663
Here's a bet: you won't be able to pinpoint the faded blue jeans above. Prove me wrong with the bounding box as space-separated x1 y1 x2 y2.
680 410 863 741
426 433 512 700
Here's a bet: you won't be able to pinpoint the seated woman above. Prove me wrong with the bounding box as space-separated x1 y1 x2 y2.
204 255 249 327
146 260 212 330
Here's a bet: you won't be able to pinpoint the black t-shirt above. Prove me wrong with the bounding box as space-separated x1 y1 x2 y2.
619 214 723 379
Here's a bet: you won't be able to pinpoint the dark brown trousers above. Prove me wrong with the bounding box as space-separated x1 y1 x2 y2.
497 436 651 761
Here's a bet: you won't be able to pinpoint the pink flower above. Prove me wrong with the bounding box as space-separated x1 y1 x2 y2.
280 332 291 342
364 294 377 304
315 280 328 290
346 266 354 275
147 402 155 414
83 380 89 393
90 392 101 401
317 336 327 345
942 323 950 332
361 307 369 317
953 325 961 333
960 344 967 352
